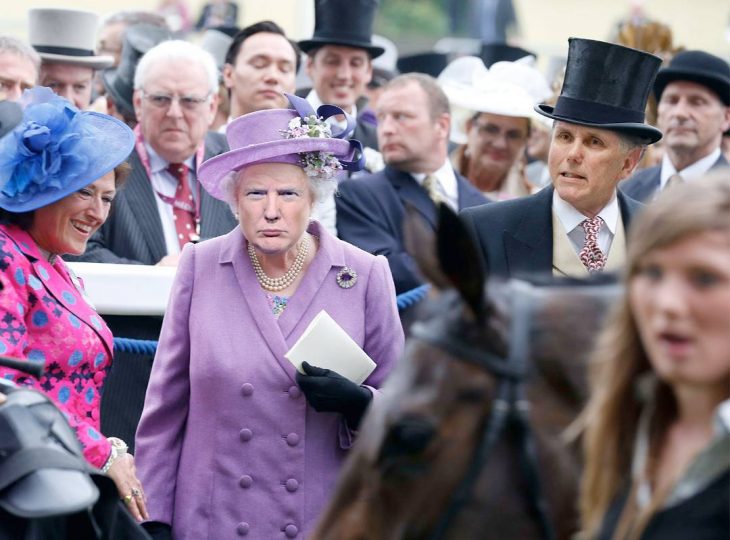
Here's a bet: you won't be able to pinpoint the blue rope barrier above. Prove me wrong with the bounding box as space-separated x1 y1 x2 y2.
113 337 158 356
395 284 431 311
112 284 432 356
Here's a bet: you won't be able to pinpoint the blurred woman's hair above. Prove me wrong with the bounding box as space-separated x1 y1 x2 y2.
580 171 730 537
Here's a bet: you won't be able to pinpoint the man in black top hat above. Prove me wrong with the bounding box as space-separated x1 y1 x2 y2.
299 0 382 151
621 50 730 202
462 38 662 279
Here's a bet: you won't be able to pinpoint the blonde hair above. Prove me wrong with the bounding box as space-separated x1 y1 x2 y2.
580 171 730 537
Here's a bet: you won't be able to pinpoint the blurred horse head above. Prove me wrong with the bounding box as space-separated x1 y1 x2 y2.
312 204 620 540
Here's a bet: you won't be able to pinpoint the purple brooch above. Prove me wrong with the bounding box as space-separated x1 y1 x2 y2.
336 267 358 289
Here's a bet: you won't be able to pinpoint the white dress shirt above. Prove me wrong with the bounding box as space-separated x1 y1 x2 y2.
553 190 619 257
660 147 721 189
411 160 460 211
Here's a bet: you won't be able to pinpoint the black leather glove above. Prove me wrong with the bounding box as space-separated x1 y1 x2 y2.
142 521 173 540
296 361 373 430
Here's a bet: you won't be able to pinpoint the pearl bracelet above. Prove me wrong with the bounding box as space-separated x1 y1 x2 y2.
101 437 128 473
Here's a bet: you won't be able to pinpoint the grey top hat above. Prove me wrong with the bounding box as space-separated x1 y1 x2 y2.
200 28 234 71
29 8 114 69
103 24 173 120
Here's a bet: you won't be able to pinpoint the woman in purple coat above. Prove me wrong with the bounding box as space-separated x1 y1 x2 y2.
135 95 404 539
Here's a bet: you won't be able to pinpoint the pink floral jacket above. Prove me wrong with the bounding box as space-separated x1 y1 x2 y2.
0 224 114 467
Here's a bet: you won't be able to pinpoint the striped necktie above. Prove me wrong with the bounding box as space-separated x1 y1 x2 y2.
422 174 442 205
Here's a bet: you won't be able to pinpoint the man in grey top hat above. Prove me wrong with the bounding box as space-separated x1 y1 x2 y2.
621 50 730 202
0 36 39 102
462 38 662 279
29 8 114 109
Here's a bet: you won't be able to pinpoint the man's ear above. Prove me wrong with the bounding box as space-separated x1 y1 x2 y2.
222 63 234 90
435 112 451 142
620 146 645 179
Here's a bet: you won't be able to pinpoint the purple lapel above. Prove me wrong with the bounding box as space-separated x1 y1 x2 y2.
4 226 114 358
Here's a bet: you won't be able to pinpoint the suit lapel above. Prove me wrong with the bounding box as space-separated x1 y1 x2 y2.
125 150 167 261
387 167 437 228
503 187 554 276
456 173 487 209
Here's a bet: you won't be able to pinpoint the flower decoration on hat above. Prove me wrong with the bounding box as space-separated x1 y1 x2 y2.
0 87 135 212
281 114 344 179
282 93 366 178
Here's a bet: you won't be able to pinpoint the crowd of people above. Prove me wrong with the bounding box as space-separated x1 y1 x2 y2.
0 0 727 538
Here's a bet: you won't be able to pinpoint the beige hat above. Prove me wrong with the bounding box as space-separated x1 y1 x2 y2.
29 8 114 69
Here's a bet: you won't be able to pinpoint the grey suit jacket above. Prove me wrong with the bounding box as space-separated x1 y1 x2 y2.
75 132 238 265
620 153 729 202
461 186 643 279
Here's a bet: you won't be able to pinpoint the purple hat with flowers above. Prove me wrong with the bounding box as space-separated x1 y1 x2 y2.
0 87 135 213
199 93 365 201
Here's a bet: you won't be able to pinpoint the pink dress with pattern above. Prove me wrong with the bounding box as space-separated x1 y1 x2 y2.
0 224 114 467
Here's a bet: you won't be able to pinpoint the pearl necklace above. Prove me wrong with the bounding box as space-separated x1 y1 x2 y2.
248 235 310 292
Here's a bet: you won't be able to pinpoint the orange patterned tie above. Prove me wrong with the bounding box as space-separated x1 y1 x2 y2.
579 216 606 272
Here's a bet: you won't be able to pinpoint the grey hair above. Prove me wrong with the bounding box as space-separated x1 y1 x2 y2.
134 40 218 94
0 36 40 74
219 166 338 215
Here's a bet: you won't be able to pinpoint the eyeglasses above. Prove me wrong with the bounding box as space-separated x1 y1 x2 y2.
141 90 212 111
473 122 528 143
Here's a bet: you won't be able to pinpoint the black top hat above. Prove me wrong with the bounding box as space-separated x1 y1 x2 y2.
536 38 662 144
396 52 449 78
0 101 22 140
299 0 384 58
102 24 172 121
653 50 730 106
480 42 536 67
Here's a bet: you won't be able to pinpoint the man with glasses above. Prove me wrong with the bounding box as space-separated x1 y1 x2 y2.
336 73 487 294
71 40 237 461
78 39 236 267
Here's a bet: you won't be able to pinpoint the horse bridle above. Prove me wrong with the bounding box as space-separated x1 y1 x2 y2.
409 282 557 540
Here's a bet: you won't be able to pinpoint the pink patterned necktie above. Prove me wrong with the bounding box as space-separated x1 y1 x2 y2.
579 216 606 272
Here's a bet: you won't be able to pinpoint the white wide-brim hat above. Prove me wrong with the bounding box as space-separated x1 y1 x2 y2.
438 56 539 144
29 8 114 69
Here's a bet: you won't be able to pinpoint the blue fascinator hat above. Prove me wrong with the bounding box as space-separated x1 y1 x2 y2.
0 87 135 212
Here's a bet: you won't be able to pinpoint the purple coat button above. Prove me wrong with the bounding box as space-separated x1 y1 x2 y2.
288 385 301 399
236 522 249 536
284 524 298 538
241 383 254 396
285 478 299 492
239 475 253 488
239 428 252 442
285 433 300 446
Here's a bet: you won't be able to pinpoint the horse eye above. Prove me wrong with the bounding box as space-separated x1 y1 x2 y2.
377 415 437 473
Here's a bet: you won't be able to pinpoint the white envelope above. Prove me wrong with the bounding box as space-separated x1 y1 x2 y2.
285 310 376 385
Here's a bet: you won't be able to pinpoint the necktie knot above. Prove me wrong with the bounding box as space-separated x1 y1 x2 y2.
579 216 606 273
666 173 683 188
422 174 442 205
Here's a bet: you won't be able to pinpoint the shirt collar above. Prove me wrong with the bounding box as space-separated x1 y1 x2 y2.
552 190 619 235
411 160 458 199
145 141 196 174
660 148 722 187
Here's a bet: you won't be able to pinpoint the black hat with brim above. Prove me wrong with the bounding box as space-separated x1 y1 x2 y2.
536 37 663 144
298 0 384 59
653 50 730 106
103 24 172 120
